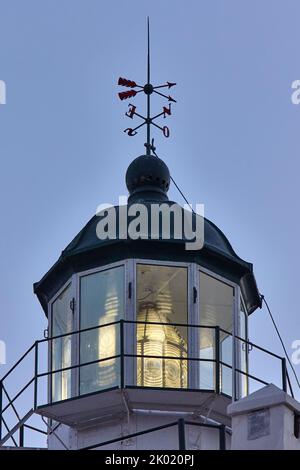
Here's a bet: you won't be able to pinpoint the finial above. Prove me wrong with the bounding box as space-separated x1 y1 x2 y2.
117 18 177 156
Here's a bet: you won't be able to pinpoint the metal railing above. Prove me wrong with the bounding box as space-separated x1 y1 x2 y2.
0 320 293 448
78 418 228 450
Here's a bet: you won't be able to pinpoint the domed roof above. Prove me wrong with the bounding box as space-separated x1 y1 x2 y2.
126 154 170 203
34 154 260 317
62 205 242 261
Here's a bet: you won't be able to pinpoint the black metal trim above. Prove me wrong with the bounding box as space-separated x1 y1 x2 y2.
0 318 289 448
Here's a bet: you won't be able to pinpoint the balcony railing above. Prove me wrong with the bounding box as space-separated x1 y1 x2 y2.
0 320 294 448
78 418 229 450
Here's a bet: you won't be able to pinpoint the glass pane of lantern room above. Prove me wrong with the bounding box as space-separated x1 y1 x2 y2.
51 284 72 402
79 266 124 395
136 264 188 389
199 272 234 395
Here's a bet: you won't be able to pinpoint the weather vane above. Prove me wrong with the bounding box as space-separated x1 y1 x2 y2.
117 17 176 156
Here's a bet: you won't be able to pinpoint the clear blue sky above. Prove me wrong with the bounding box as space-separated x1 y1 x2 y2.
0 0 299 433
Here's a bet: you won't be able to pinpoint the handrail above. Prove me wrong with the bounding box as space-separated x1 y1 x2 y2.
2 384 20 421
78 419 227 451
1 415 18 446
1 377 35 415
286 369 294 398
36 320 286 363
0 319 292 448
79 421 179 450
0 342 36 382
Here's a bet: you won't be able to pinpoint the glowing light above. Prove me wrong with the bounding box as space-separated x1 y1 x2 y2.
137 302 187 388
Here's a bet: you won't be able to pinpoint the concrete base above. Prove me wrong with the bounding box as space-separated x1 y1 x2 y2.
227 384 300 450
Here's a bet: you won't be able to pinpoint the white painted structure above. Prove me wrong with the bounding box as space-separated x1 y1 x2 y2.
0 151 295 451
228 384 300 450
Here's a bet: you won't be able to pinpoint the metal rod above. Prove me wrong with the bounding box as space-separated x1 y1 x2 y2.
23 423 48 436
120 320 125 389
1 378 35 414
219 327 284 360
34 341 38 409
80 421 178 450
19 425 24 447
125 353 213 362
281 357 287 393
286 370 294 398
219 424 226 450
185 420 223 429
177 418 186 450
0 381 2 441
39 354 121 378
215 327 220 394
37 321 216 344
41 416 69 450
147 17 150 84
37 319 124 343
2 384 20 420
0 343 36 382
234 367 269 386
39 354 215 380
1 416 18 447
146 17 151 154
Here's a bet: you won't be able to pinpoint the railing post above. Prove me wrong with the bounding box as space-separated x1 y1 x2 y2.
281 357 287 393
0 380 3 441
177 418 186 450
215 327 220 394
34 341 38 409
19 425 24 447
120 320 124 389
219 424 226 450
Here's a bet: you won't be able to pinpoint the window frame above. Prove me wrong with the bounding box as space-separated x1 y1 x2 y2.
133 259 192 389
237 294 249 398
47 260 244 400
197 266 239 399
48 278 73 403
76 260 127 396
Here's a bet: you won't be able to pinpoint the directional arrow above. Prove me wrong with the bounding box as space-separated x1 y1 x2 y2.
153 89 177 103
118 77 138 88
153 82 177 90
118 90 138 101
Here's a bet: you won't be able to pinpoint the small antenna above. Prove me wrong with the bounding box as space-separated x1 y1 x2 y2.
117 18 177 156
147 16 150 84
146 16 151 154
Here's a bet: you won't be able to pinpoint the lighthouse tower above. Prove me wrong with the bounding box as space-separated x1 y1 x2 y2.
31 148 265 450
0 23 298 452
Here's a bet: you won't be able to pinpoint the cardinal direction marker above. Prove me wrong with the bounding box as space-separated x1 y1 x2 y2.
117 17 176 152
125 104 137 119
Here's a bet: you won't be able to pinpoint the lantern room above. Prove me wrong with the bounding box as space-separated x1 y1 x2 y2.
32 153 262 435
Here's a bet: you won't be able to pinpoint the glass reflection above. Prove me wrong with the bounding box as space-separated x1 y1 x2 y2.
51 284 72 402
137 265 188 388
199 272 234 395
80 266 124 395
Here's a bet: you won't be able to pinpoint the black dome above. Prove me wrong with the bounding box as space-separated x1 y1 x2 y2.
126 154 170 203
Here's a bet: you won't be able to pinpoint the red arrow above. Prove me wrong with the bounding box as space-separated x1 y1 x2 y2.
118 90 137 101
118 77 137 88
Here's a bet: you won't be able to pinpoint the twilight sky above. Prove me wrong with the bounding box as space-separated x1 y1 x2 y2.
0 0 299 440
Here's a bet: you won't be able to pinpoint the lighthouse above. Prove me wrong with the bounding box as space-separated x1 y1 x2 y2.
0 22 299 452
